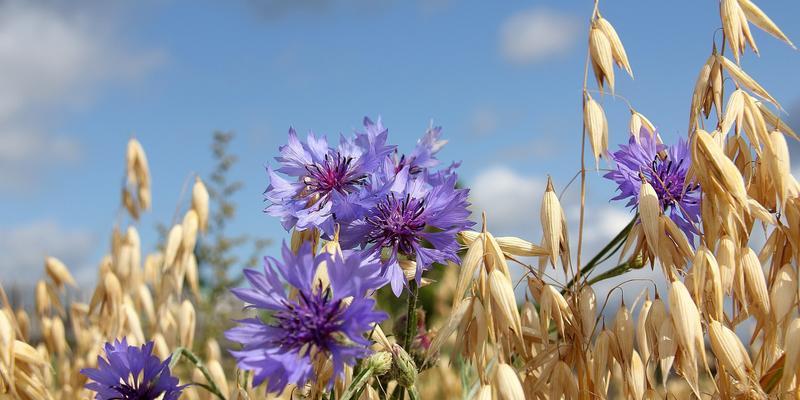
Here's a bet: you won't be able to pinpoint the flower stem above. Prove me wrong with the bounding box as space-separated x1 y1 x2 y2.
393 280 420 400
170 347 227 400
403 280 419 351
340 366 375 400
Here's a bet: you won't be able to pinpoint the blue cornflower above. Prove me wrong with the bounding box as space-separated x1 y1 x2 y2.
604 131 701 241
225 242 387 394
341 168 473 296
80 338 184 400
264 119 394 236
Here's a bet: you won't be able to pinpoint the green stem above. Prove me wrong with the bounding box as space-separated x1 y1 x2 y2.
403 280 419 351
393 280 420 400
407 387 421 400
170 347 227 400
340 367 375 400
584 259 644 287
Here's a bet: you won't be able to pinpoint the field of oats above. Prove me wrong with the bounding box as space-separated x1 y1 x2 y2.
2 0 800 399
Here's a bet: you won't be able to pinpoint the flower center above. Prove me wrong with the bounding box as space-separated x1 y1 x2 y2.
304 152 365 197
111 381 158 400
365 194 426 255
273 286 345 352
649 156 699 212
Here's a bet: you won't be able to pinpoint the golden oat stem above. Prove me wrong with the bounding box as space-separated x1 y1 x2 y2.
577 0 599 291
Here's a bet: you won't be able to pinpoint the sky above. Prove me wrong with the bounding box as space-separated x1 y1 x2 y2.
2 0 800 307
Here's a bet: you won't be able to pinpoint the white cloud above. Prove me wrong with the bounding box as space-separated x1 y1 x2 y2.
0 220 96 288
0 1 164 194
499 8 581 65
469 165 543 235
579 206 632 246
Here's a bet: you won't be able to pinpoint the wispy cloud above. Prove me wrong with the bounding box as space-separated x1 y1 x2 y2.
0 220 96 288
0 1 164 194
499 7 581 65
469 165 543 236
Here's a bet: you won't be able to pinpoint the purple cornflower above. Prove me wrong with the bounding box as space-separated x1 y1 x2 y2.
265 119 394 236
604 131 701 241
225 242 387 394
80 338 184 400
392 123 448 175
341 168 473 296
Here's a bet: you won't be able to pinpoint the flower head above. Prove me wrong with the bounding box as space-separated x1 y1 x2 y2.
265 120 394 236
80 338 184 400
342 169 473 296
604 131 701 241
225 242 387 394
393 124 448 174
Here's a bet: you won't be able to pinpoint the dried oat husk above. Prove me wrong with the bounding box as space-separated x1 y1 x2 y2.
584 93 609 168
494 363 525 400
589 23 615 93
44 257 76 290
737 0 795 49
192 177 210 233
594 16 633 78
541 177 566 272
709 319 752 383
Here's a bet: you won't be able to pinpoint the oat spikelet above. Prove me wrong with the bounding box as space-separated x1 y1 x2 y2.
179 300 196 349
737 0 795 49
584 93 608 167
589 23 615 93
629 110 655 142
595 16 633 78
741 247 770 320
717 55 781 110
541 177 563 270
164 225 184 270
708 320 751 382
475 385 492 400
721 0 755 63
668 281 705 370
769 264 796 325
488 269 523 341
628 350 646 400
579 286 596 339
689 54 716 133
613 304 634 366
44 257 76 289
458 231 548 257
454 232 483 305
638 179 661 255
781 318 800 387
550 361 579 400
657 319 677 389
182 210 199 254
494 363 525 400
192 176 210 233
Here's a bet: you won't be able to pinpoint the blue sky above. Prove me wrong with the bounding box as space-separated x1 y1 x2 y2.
2 0 800 295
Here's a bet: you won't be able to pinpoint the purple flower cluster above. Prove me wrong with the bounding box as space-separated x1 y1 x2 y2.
604 131 701 241
232 117 473 393
264 117 473 295
80 339 184 400
225 243 387 393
